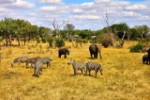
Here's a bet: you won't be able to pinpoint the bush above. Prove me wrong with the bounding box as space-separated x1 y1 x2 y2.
130 43 143 52
55 38 65 48
36 36 41 43
116 39 124 48
82 39 88 43
47 36 54 47
41 37 47 43
98 33 114 48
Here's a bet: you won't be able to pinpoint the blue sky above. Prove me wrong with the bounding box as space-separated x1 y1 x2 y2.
0 0 149 30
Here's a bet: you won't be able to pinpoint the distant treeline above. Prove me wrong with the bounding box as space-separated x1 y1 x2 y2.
0 18 149 46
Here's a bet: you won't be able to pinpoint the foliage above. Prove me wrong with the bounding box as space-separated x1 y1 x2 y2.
47 36 54 47
64 23 75 31
73 30 92 39
0 18 51 46
55 38 65 47
130 43 143 52
41 37 47 43
116 39 124 48
0 18 149 47
134 25 149 39
36 36 41 43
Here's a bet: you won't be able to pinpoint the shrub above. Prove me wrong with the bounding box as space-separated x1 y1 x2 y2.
41 37 47 43
82 39 88 43
116 39 124 48
55 38 65 48
98 33 114 48
130 43 143 52
47 36 54 47
36 36 41 43
75 38 83 47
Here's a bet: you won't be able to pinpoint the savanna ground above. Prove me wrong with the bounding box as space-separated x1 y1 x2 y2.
0 41 150 100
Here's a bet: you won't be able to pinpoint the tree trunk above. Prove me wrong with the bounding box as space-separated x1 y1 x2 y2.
28 33 31 42
24 35 26 46
8 34 12 46
17 37 20 46
5 37 9 46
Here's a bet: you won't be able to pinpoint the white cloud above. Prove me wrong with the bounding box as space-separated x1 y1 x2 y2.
73 15 100 20
0 8 9 13
122 11 141 17
40 6 57 11
39 0 62 4
72 9 83 14
95 0 112 3
0 0 15 4
5 0 35 9
126 4 148 11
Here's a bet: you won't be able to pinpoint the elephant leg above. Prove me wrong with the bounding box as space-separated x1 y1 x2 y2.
90 53 93 58
94 54 97 58
59 53 61 58
64 54 67 58
47 62 49 67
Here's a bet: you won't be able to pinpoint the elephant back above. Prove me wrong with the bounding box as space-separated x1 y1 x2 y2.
89 44 98 52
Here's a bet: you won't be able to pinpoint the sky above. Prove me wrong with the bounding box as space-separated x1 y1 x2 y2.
0 0 150 30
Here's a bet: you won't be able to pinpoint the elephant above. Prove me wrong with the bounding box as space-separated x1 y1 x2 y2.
58 47 70 58
142 54 149 64
89 44 102 59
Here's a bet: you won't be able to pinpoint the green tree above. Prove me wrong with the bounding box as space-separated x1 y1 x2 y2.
134 25 149 39
64 23 75 32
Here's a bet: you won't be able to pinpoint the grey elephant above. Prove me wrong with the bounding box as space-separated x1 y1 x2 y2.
58 47 70 58
89 44 102 59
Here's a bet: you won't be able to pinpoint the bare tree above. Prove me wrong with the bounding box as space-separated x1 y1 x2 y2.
51 19 67 38
101 11 115 47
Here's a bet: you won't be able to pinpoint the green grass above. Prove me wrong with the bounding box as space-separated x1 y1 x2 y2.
0 41 150 100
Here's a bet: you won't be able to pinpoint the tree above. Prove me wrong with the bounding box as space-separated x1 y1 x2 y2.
51 19 66 38
111 23 129 40
101 11 115 47
64 23 75 32
134 25 149 39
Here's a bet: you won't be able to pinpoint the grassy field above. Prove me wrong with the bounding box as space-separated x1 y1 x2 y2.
0 41 150 100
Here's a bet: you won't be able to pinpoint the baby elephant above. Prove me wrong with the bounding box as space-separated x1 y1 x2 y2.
85 61 103 77
11 56 28 67
68 58 85 75
142 54 149 64
58 47 70 58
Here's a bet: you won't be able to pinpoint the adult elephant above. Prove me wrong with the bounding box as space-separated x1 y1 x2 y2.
89 44 102 59
58 47 70 58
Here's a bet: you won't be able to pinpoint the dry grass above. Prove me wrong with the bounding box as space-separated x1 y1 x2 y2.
0 41 150 100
